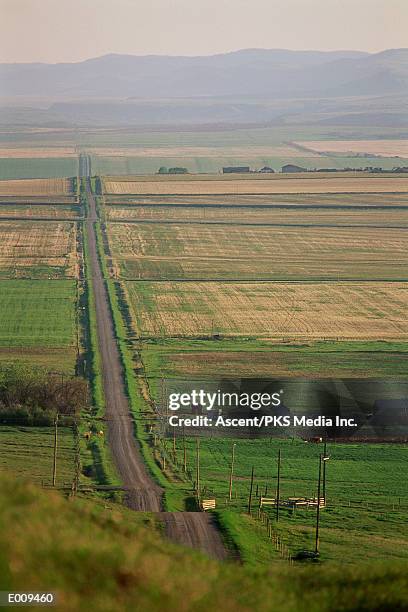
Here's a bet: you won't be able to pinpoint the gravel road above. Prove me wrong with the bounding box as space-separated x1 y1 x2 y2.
81 156 227 559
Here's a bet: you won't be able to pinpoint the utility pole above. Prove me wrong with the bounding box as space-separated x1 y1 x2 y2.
315 453 322 555
228 443 236 501
172 428 177 464
196 438 200 500
247 466 254 514
276 448 281 521
322 440 327 504
52 413 59 486
162 429 167 472
183 425 187 473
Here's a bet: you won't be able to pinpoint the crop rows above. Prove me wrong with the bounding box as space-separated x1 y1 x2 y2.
127 281 408 340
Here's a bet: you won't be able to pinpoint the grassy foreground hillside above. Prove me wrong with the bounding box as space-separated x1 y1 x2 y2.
0 473 407 611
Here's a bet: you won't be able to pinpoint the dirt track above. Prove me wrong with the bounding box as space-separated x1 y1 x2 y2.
81 156 227 558
161 512 228 560
85 176 162 511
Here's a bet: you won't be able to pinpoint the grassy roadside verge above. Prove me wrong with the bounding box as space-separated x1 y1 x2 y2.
216 510 279 566
94 224 170 488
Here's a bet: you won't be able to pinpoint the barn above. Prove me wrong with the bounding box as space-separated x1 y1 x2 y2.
222 166 250 173
281 164 307 173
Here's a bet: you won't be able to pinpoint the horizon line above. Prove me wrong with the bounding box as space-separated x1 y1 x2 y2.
2 46 407 66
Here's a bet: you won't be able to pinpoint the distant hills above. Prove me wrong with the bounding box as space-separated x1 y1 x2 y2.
1 49 408 126
2 48 408 98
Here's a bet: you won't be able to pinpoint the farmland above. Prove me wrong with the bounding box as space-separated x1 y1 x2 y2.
126 281 408 340
0 279 78 373
141 340 408 379
0 426 76 485
0 142 406 574
0 204 82 219
97 158 408 570
0 147 77 158
0 178 73 196
296 139 408 157
0 280 77 348
177 437 408 564
104 191 408 207
0 169 81 373
0 221 79 278
0 157 78 180
104 174 408 195
106 204 408 226
2 40 408 594
107 222 408 280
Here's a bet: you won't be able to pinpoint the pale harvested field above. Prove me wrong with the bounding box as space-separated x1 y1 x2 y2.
0 205 81 219
297 140 408 157
127 281 408 340
108 223 408 280
105 192 408 207
0 148 76 158
104 176 408 195
89 145 320 157
106 204 408 227
0 221 78 278
0 179 72 196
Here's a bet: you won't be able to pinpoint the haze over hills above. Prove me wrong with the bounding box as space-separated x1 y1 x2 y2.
3 48 408 98
1 48 408 126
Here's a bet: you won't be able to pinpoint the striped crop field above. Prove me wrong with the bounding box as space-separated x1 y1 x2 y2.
107 222 408 281
0 221 79 278
0 178 73 196
0 204 82 220
104 175 408 195
105 204 408 226
126 281 408 340
104 192 408 207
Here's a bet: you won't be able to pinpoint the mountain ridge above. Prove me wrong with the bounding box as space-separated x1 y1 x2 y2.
2 48 407 99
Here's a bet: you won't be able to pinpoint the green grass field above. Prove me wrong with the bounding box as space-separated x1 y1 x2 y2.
141 338 408 379
0 157 78 180
0 426 76 485
172 437 408 564
0 280 77 347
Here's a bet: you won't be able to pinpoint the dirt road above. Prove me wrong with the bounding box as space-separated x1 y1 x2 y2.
161 512 228 559
81 156 227 558
84 175 162 511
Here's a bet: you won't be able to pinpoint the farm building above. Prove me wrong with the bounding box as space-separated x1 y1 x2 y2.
222 166 250 173
259 166 275 173
282 164 307 173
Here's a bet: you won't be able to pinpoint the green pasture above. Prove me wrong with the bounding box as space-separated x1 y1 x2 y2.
0 157 78 179
0 280 77 347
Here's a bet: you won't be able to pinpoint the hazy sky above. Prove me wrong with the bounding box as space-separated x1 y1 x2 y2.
1 0 407 63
